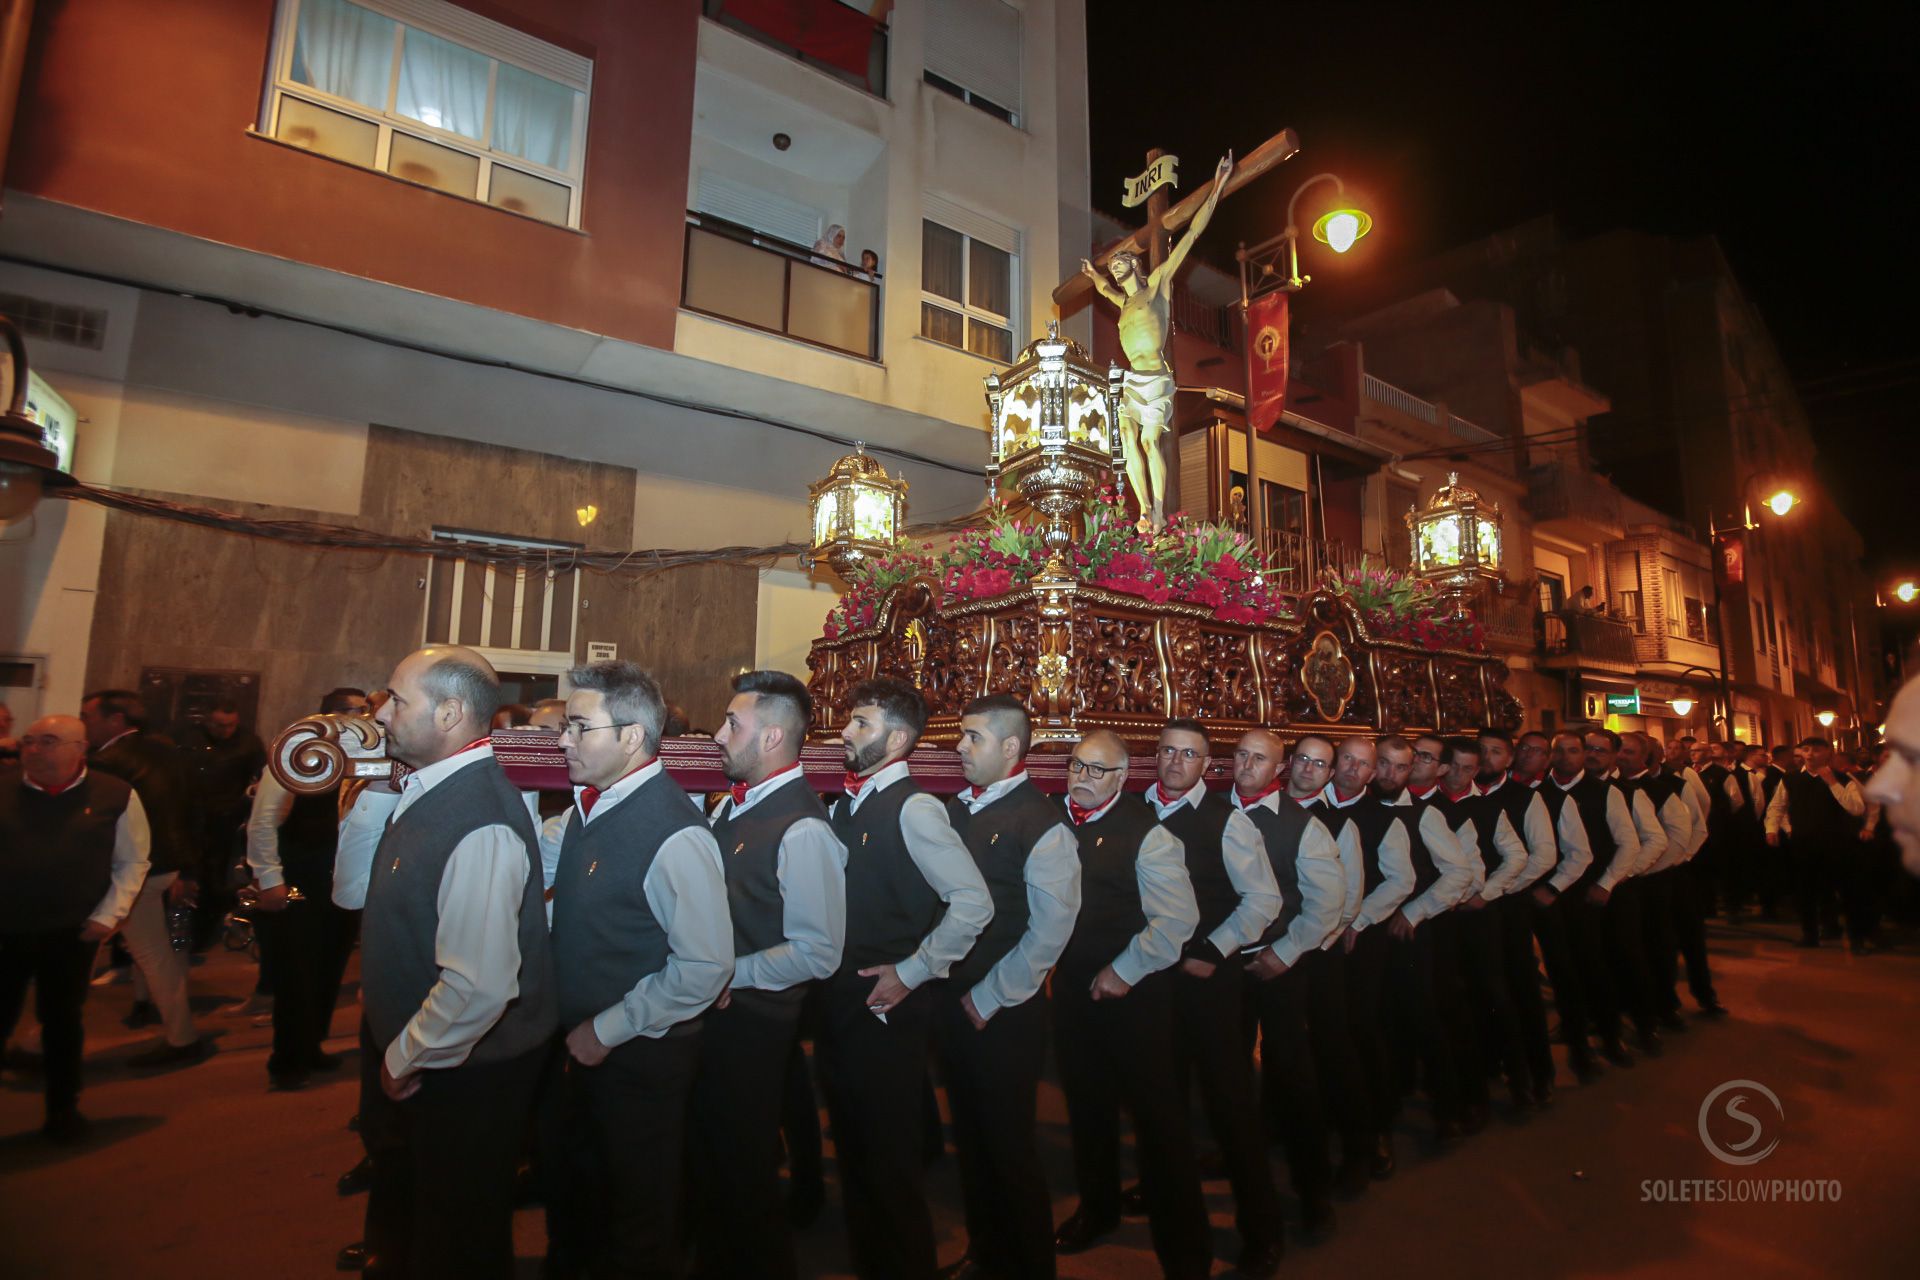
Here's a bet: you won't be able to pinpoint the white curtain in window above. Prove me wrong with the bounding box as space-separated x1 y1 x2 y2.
396 25 490 140
292 0 396 109
493 62 576 172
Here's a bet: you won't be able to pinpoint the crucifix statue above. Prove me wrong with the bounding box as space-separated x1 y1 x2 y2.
1056 128 1301 533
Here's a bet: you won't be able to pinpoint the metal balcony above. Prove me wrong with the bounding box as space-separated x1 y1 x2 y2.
1538 610 1639 673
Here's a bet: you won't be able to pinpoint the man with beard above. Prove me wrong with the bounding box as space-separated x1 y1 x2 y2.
1049 729 1209 1280
826 678 992 1280
1474 728 1562 1103
691 670 845 1280
1510 730 1601 1083
1614 733 1698 1034
1582 728 1668 1057
1372 736 1476 1142
339 646 556 1280
1315 736 1414 1179
1137 718 1283 1275
938 694 1081 1280
1238 729 1347 1236
1542 731 1644 1068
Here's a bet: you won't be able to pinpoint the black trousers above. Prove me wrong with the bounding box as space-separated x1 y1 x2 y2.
1383 920 1461 1127
1056 964 1210 1280
1343 925 1396 1135
1530 889 1590 1067
690 992 805 1280
817 970 939 1280
1455 904 1530 1099
1300 946 1372 1159
1671 860 1719 1007
779 989 825 1205
1795 845 1842 942
360 1021 547 1280
932 986 1056 1280
1248 958 1333 1201
257 896 356 1073
1558 890 1621 1043
543 1030 702 1280
1497 894 1554 1090
1604 880 1659 1037
1639 869 1683 1016
0 930 99 1117
1841 838 1887 944
1425 914 1484 1106
1171 960 1283 1252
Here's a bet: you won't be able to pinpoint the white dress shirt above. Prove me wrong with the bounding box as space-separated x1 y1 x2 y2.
1676 766 1712 859
331 743 535 1078
1145 779 1281 957
957 772 1081 1021
26 768 152 929
553 760 733 1047
1065 790 1198 985
1625 771 1696 874
712 764 848 992
838 760 993 991
1444 789 1528 902
1525 776 1594 893
1319 784 1415 932
1380 789 1477 924
1551 771 1642 891
1479 775 1558 894
1232 789 1345 966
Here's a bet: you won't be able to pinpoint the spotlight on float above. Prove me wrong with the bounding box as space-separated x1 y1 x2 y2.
1815 710 1837 729
1669 697 1695 718
0 318 75 524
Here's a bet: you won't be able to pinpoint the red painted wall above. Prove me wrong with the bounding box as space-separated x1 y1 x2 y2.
8 0 697 350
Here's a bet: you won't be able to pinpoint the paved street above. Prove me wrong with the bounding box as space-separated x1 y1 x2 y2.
3 916 1916 1279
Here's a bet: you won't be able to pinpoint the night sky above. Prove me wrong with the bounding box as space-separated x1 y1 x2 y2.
1086 1 1920 575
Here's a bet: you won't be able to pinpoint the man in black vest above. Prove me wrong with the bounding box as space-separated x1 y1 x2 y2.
1239 728 1347 1237
542 660 733 1279
825 677 992 1280
1050 728 1210 1280
1767 736 1867 947
1582 728 1667 1058
693 670 846 1280
246 686 369 1089
1540 731 1643 1069
82 688 210 1067
1618 732 1712 1029
1316 736 1414 1179
1139 717 1283 1276
1372 735 1476 1143
1 715 150 1142
1758 744 1795 918
937 694 1081 1280
340 645 557 1280
1480 729 1580 1095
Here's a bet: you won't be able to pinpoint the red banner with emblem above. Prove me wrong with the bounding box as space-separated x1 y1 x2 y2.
1715 529 1746 587
1247 288 1289 433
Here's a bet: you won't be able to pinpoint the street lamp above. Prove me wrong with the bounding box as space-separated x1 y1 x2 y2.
806 443 908 577
1816 710 1837 730
1669 697 1696 718
1279 173 1373 291
1894 581 1917 604
1763 489 1799 519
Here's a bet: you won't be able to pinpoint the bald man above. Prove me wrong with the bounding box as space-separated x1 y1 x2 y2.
2 715 151 1142
1050 730 1210 1280
336 646 557 1280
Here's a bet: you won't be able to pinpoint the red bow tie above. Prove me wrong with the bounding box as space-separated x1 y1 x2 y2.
579 786 602 817
844 771 869 797
729 781 750 806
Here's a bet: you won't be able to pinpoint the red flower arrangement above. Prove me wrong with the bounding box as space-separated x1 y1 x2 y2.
1337 561 1489 652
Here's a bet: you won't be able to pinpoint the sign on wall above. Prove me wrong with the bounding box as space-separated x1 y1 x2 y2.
586 641 618 663
1606 690 1642 715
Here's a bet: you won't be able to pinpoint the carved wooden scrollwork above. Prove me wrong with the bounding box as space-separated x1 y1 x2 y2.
1072 609 1164 715
1196 628 1260 722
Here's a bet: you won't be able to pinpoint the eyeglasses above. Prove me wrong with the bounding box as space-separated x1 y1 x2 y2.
560 721 638 739
1067 758 1120 779
1294 757 1332 771
1157 746 1203 761
1412 750 1439 762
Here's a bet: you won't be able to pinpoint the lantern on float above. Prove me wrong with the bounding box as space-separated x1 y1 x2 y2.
1406 471 1504 614
806 443 907 576
983 321 1126 549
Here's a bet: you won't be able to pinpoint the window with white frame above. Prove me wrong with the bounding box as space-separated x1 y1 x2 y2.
921 199 1017 363
924 0 1022 125
263 0 590 227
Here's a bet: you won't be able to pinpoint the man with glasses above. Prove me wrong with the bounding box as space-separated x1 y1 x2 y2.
1375 735 1477 1143
691 670 845 1280
538 661 733 1278
1137 719 1283 1276
1 715 150 1142
1315 736 1414 1183
1049 729 1210 1280
825 677 992 1280
937 694 1080 1280
1239 730 1346 1238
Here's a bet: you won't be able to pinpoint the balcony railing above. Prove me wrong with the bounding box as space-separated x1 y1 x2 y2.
1263 529 1365 596
682 213 880 360
1539 610 1639 666
702 0 889 97
1474 593 1539 649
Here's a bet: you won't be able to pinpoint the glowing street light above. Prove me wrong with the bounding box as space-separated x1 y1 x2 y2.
1816 710 1837 729
1279 173 1374 290
1764 488 1799 518
1312 205 1373 254
1894 581 1917 604
1669 697 1696 718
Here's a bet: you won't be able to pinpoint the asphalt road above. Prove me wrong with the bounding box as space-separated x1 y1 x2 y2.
3 915 1915 1278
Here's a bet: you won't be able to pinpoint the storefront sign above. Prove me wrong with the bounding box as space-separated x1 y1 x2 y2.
1606 690 1642 715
